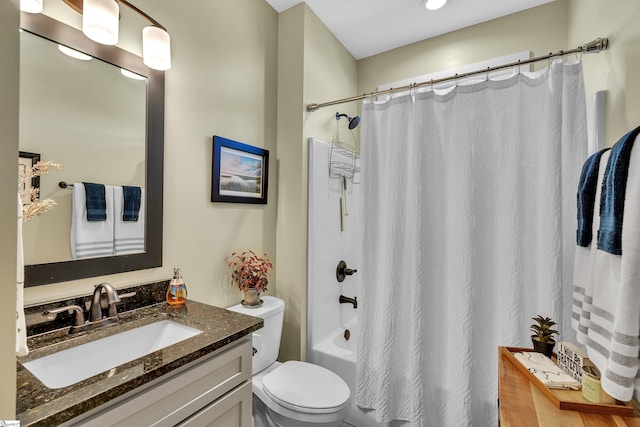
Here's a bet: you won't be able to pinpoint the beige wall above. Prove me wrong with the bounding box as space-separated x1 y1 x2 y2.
358 1 569 96
276 4 357 361
1 0 19 418
567 0 640 145
22 0 279 311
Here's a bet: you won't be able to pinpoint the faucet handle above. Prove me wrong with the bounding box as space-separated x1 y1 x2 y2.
336 260 358 282
43 305 85 327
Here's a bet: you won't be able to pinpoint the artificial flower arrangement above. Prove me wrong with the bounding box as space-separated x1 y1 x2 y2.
19 160 63 222
226 249 273 292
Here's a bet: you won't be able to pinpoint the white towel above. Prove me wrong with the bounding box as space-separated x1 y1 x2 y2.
113 186 145 255
70 183 115 259
581 139 640 402
573 150 611 345
16 192 28 356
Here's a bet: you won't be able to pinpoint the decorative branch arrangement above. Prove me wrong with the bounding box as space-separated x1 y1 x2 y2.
19 160 63 222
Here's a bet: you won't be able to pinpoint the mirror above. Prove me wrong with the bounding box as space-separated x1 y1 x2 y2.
21 12 164 286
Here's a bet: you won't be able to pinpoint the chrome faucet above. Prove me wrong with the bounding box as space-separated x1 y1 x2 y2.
339 295 357 309
89 282 121 322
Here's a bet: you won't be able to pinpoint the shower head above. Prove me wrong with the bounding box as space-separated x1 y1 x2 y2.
336 112 361 130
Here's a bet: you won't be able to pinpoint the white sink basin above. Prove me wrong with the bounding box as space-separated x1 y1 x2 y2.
23 320 202 389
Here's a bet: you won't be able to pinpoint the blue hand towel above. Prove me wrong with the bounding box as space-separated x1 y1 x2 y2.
122 186 142 222
83 182 107 222
576 148 610 246
597 126 640 255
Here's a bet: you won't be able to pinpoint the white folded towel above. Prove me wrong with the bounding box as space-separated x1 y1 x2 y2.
70 183 115 259
113 186 145 255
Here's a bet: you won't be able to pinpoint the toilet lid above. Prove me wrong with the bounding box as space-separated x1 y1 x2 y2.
262 361 351 413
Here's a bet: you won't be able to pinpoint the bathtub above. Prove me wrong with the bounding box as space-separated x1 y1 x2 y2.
311 319 404 427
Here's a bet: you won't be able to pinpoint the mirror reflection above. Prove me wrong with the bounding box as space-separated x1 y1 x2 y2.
19 30 147 265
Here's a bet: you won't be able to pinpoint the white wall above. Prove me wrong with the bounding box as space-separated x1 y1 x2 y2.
0 0 19 418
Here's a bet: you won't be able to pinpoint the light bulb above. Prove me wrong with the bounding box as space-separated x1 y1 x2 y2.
82 0 119 45
20 0 43 13
143 26 172 71
424 0 447 11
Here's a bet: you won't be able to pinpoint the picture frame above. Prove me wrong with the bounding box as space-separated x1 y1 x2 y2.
19 151 41 205
211 136 269 204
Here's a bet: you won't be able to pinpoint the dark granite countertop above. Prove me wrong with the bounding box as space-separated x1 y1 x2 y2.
16 300 263 426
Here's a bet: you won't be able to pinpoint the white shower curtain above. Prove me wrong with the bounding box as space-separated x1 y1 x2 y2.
356 61 587 426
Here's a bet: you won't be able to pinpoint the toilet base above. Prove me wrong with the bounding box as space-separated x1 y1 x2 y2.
252 395 345 427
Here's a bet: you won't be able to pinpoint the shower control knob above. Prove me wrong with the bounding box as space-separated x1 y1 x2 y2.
336 260 358 282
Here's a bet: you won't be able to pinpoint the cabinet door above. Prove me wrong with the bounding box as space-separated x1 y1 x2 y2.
71 338 251 427
177 381 252 427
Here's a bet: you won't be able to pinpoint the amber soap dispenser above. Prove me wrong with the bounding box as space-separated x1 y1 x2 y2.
167 266 188 306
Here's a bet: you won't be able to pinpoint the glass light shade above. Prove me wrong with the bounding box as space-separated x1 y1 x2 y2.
82 0 119 45
58 45 92 61
143 26 172 71
20 0 43 13
424 0 447 10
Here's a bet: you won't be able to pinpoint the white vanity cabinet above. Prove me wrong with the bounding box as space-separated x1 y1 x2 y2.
64 337 253 427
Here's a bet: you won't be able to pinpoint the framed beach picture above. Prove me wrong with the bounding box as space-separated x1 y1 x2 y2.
19 151 41 205
211 136 269 204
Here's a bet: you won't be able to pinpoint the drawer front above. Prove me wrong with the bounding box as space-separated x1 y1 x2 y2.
75 338 252 427
177 381 252 427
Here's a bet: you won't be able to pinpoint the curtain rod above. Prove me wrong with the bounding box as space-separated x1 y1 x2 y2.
306 37 609 112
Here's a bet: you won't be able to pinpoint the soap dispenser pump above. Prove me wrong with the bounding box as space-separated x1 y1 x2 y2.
167 266 188 306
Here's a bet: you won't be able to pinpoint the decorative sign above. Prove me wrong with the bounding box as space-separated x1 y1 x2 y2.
557 341 586 384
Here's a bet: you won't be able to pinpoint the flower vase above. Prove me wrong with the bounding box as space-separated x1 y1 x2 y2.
242 288 263 307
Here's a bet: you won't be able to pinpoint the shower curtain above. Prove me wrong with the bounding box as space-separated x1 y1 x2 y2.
356 61 587 426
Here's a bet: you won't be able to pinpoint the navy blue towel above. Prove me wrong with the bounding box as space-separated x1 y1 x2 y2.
576 148 611 247
597 125 640 255
122 186 142 222
83 182 107 222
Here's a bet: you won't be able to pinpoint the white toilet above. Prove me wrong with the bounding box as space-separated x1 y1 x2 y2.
228 296 351 427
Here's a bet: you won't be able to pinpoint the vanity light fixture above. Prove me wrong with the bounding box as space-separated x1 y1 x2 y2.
82 0 119 46
21 0 172 71
422 0 447 11
58 44 93 60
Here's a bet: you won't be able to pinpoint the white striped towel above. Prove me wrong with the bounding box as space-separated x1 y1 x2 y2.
70 183 115 259
580 136 640 402
113 186 145 255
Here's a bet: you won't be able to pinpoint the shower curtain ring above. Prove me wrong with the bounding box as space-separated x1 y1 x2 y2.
486 67 490 82
430 79 434 92
517 60 521 75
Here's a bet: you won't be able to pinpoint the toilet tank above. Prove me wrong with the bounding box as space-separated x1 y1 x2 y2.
227 296 285 374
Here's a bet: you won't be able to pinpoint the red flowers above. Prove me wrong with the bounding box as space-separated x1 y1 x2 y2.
227 249 273 292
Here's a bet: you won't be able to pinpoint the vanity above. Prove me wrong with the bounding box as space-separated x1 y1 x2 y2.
17 289 262 426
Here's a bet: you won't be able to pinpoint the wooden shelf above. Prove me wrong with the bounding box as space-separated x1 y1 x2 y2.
501 347 633 416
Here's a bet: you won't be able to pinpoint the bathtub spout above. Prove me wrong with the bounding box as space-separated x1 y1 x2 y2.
339 295 357 309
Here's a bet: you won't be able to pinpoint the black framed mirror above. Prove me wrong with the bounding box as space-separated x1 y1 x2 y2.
21 11 164 286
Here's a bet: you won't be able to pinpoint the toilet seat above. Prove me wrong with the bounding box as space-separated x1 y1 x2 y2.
261 361 351 414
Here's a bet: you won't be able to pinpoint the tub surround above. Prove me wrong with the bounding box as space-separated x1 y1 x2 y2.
17 284 263 426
